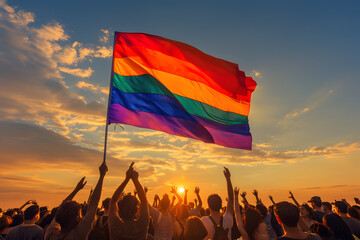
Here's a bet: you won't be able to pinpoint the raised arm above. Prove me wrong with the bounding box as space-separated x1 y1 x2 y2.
131 169 147 205
153 194 160 208
63 177 87 202
19 200 37 210
170 186 183 215
253 189 262 205
234 187 250 240
195 187 202 210
224 167 234 215
240 191 249 207
109 162 133 218
184 188 189 205
269 195 276 205
87 162 108 212
170 195 176 209
288 191 300 207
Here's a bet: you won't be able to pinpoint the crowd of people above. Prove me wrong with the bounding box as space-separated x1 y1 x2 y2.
0 162 360 240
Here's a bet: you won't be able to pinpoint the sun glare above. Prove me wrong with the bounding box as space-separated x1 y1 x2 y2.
178 187 185 193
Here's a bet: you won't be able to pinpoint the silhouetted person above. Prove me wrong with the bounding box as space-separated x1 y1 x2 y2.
307 197 325 223
108 162 149 240
322 202 332 215
201 167 234 240
184 216 208 240
5 204 43 240
45 162 107 240
235 188 269 240
334 201 360 238
274 201 321 240
323 213 355 240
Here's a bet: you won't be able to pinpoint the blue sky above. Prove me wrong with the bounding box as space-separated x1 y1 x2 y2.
0 0 359 208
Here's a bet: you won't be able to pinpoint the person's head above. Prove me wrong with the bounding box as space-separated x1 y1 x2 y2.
0 215 12 231
24 205 40 222
256 204 268 220
117 195 139 220
158 194 170 211
244 207 262 240
308 196 322 209
10 214 24 227
177 204 190 221
189 202 195 209
323 213 354 240
4 210 15 218
353 205 360 216
334 201 348 215
300 203 314 219
55 201 82 230
184 216 208 240
347 206 360 220
102 198 111 211
40 206 48 218
309 223 332 240
322 202 332 213
274 201 299 228
207 194 222 212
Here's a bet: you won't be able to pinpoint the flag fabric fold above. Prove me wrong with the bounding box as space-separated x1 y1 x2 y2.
108 32 257 149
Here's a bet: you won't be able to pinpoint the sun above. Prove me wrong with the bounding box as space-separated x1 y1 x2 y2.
178 187 185 193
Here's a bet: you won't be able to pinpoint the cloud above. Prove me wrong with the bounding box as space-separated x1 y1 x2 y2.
0 0 34 26
0 1 114 139
76 81 108 94
251 70 262 78
58 66 94 78
282 89 334 121
99 29 110 43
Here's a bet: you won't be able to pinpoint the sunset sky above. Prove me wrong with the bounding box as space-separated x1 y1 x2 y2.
0 0 359 209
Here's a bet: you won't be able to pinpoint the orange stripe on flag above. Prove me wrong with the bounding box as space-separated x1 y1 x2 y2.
113 57 251 116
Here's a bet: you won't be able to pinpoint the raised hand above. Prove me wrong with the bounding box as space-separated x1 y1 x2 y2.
172 195 176 201
240 191 247 199
355 197 360 204
194 199 198 204
99 162 108 177
185 188 189 193
131 169 139 180
269 195 273 201
195 187 200 194
252 189 258 197
234 187 240 197
75 177 87 191
144 186 148 194
289 191 294 199
126 162 135 179
223 167 231 179
170 186 178 194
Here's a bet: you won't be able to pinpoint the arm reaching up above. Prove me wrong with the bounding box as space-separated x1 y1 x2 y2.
170 186 183 215
109 162 134 219
195 187 202 211
87 162 108 212
63 177 87 202
19 200 37 210
240 191 249 207
288 191 300 207
253 189 262 205
269 195 276 205
184 188 189 205
234 187 250 240
224 167 234 215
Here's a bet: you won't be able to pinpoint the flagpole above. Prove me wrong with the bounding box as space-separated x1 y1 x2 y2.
103 31 118 163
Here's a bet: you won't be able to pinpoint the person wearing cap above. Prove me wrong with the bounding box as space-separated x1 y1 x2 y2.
334 201 360 238
307 197 325 223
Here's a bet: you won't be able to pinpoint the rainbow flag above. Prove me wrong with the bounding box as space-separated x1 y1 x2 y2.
107 32 257 149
